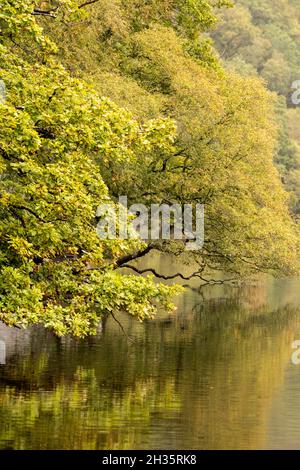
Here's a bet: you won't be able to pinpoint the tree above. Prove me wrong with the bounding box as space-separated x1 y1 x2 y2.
0 0 180 337
212 0 300 214
0 0 299 338
101 25 300 277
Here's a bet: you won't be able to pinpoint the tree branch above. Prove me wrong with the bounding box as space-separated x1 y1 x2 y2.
78 0 100 8
32 9 57 18
121 263 238 285
115 243 156 268
111 312 134 343
11 205 46 223
121 264 204 281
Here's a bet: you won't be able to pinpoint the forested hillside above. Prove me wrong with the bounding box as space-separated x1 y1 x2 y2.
0 0 299 337
212 0 300 214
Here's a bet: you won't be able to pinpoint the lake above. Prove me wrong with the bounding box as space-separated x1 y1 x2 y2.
1 260 300 449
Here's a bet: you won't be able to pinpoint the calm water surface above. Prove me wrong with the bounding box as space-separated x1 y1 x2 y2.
1 268 300 449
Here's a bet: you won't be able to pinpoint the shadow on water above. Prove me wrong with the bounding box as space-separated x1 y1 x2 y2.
1 270 300 449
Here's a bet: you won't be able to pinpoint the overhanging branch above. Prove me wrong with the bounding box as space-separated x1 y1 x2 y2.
115 243 156 268
121 263 238 285
78 0 100 8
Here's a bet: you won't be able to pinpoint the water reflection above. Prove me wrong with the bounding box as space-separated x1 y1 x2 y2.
1 278 300 449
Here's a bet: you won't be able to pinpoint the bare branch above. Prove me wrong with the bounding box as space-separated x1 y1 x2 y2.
115 243 156 268
32 5 59 18
78 0 100 8
121 264 238 285
111 312 134 343
121 264 205 281
32 10 57 18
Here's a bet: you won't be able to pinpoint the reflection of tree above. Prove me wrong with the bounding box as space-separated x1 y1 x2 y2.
0 370 181 450
0 287 299 449
174 302 298 449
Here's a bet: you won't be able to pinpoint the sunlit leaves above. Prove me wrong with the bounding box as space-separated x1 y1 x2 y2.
0 1 181 337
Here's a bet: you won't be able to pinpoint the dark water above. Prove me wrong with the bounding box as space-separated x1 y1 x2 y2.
1 271 300 449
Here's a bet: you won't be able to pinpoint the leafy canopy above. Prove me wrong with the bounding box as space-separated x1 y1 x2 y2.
0 0 180 337
0 0 299 337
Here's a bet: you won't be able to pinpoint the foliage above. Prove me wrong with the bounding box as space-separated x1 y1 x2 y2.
212 0 300 214
0 0 299 337
0 0 181 337
101 25 300 276
212 0 300 101
45 3 299 277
